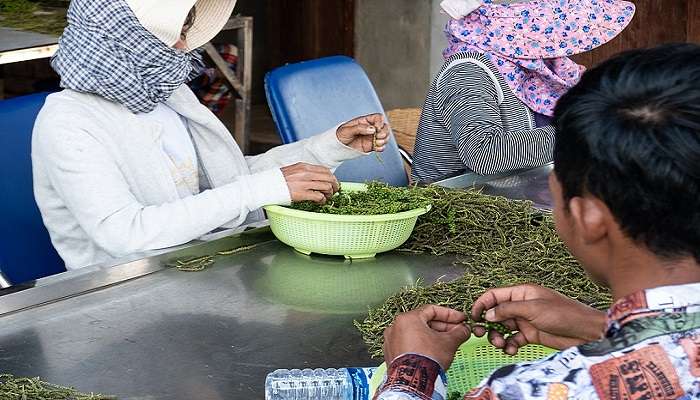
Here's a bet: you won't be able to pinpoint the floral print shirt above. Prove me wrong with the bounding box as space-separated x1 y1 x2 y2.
375 282 700 400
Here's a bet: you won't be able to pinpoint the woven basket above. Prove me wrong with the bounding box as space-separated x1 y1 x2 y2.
386 107 421 155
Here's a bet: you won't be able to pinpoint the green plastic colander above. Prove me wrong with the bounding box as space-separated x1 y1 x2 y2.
369 336 556 396
264 183 431 259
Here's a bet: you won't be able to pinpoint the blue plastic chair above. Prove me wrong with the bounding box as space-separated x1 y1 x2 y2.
265 56 409 186
0 93 66 285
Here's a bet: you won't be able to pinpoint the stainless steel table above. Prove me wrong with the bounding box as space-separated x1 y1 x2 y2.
0 27 59 65
438 163 553 210
0 164 553 399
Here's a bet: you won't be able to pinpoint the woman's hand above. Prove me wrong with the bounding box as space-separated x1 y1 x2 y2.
471 284 607 355
281 163 339 203
336 114 390 153
383 305 470 370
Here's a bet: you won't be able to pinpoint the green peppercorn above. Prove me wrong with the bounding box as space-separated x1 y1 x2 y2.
352 184 611 359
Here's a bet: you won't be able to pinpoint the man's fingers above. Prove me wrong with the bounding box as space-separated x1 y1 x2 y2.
472 287 520 321
504 332 529 355
471 285 550 321
444 323 470 346
417 305 466 325
501 318 519 332
382 325 393 364
472 325 487 337
488 330 506 349
428 321 465 332
484 301 539 324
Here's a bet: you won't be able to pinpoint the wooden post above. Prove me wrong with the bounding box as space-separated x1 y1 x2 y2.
206 16 254 154
689 0 700 43
236 17 254 154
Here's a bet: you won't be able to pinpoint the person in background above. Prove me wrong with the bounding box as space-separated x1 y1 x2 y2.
411 0 634 182
375 43 700 399
32 0 390 270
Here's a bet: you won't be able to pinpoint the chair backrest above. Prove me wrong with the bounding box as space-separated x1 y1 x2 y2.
0 93 66 284
265 56 409 186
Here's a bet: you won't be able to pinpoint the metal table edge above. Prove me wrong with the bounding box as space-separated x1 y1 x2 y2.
0 225 276 317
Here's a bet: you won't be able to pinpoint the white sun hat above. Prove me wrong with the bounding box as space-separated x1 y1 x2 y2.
440 0 483 19
124 0 237 49
440 0 526 19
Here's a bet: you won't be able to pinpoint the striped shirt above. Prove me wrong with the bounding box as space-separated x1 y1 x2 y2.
411 52 556 183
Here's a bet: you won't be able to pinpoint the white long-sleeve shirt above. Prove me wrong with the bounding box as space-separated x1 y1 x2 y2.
32 86 364 269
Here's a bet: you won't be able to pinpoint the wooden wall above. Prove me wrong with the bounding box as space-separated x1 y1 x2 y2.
572 0 700 67
265 0 354 70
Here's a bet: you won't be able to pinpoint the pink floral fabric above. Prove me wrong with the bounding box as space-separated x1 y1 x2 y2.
444 0 635 116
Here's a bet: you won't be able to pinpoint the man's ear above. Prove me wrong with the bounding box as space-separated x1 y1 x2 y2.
567 196 609 245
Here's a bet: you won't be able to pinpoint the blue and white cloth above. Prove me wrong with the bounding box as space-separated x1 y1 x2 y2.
51 0 205 114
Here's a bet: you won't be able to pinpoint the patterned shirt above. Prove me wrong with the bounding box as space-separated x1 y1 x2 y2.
375 282 700 400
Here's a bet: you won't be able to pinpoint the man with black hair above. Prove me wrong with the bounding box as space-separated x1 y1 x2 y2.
374 43 700 400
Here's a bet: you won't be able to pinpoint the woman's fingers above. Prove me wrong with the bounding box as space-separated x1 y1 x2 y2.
281 163 340 203
294 188 327 203
303 180 336 199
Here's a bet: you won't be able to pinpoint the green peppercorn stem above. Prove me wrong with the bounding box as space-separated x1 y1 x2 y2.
447 392 463 400
0 374 115 400
289 182 431 215
353 185 611 359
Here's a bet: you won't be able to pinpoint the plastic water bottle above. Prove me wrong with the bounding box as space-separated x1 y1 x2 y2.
265 367 377 400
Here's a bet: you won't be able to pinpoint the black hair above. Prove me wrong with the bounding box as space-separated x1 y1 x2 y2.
553 43 700 263
181 6 197 40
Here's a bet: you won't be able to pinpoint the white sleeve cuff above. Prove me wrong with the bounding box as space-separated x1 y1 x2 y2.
306 124 367 168
236 168 291 208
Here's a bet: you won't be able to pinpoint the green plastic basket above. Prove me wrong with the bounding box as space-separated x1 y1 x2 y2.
369 336 556 396
264 183 431 259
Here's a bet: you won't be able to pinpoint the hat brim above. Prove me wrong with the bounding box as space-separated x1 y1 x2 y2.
454 0 636 59
186 0 237 50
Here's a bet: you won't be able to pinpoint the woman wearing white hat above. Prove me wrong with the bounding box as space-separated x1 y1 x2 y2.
32 0 389 270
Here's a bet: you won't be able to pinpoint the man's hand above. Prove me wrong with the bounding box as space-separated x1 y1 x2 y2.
281 163 339 203
383 305 470 370
471 284 606 355
336 114 390 153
